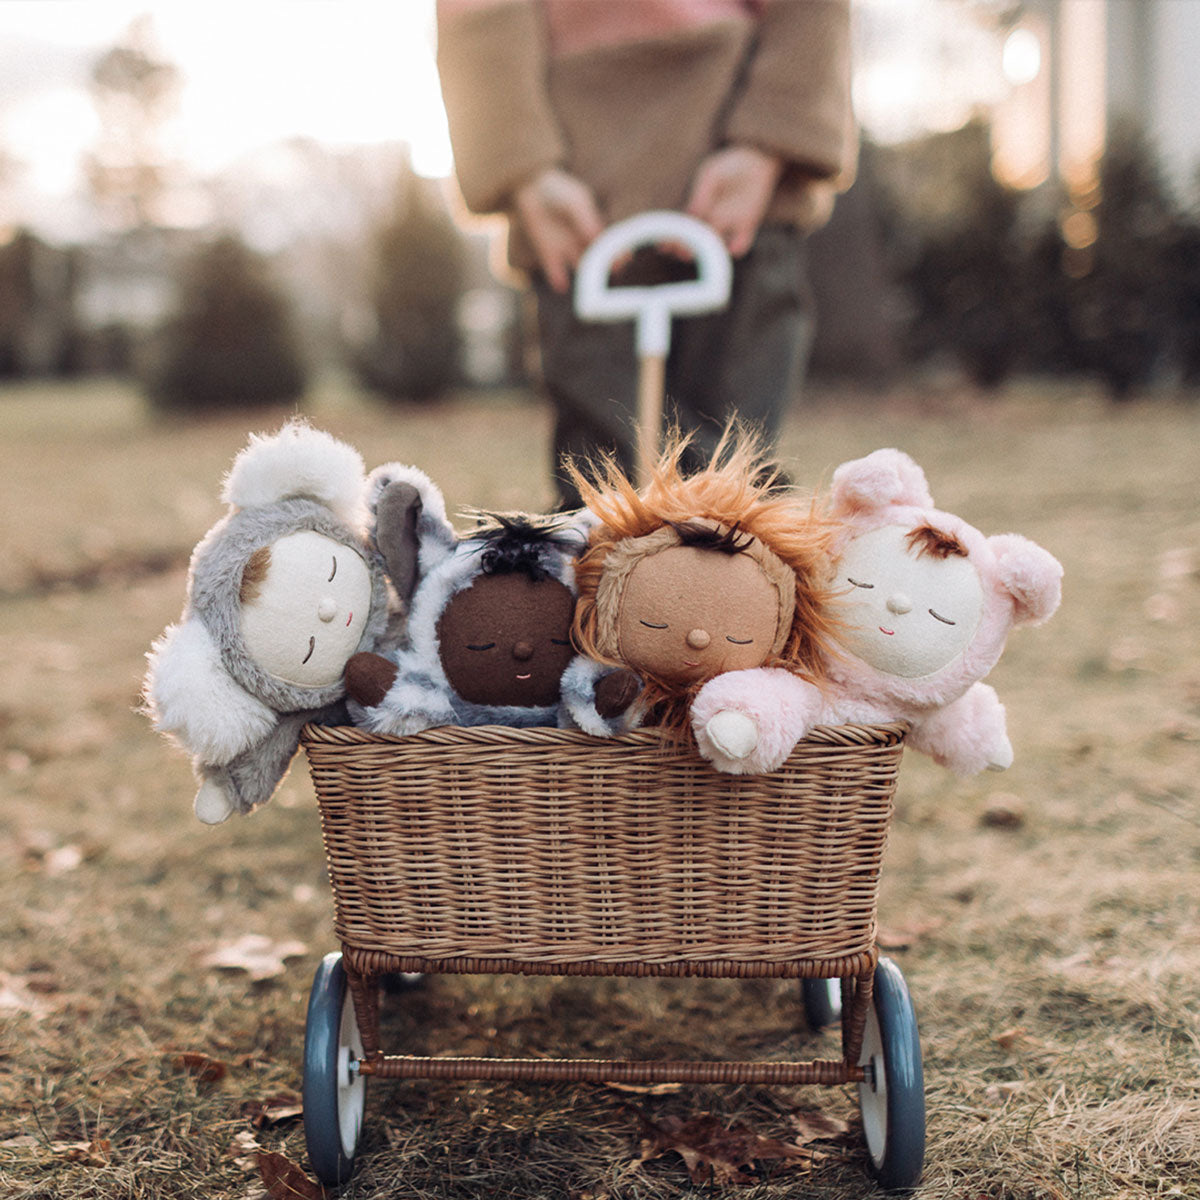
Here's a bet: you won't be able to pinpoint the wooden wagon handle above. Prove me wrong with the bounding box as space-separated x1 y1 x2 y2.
574 211 732 484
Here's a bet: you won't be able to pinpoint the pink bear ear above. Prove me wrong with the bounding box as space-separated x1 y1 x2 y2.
830 448 935 516
990 534 1063 627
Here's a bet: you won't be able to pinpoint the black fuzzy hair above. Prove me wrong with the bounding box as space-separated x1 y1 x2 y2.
469 512 585 581
666 520 754 556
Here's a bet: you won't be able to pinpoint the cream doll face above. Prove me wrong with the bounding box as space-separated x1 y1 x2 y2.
836 524 984 678
240 531 372 687
615 545 780 685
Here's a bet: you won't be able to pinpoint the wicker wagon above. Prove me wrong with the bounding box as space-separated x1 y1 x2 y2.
298 720 925 1189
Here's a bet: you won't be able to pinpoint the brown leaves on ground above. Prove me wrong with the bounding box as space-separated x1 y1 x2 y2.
241 1090 305 1128
256 1149 328 1200
170 1050 229 1084
199 933 308 981
634 1108 849 1186
51 1137 112 1166
229 1132 327 1200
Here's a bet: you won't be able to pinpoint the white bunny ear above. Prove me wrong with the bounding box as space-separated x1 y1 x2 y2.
990 533 1064 627
830 448 934 516
222 419 366 527
145 617 277 765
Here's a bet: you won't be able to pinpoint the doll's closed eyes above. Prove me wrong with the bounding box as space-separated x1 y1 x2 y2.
437 571 576 707
613 542 782 685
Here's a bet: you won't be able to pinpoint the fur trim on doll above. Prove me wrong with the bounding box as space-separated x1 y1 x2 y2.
564 429 839 738
344 464 602 735
691 448 1063 775
144 421 389 822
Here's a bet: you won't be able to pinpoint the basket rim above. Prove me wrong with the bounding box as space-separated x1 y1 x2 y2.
300 720 908 751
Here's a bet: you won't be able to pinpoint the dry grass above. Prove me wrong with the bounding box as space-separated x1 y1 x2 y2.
1 372 1198 1199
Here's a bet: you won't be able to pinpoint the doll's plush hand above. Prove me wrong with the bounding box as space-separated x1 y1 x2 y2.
691 668 823 775
908 682 1012 776
702 710 759 761
345 652 399 708
594 667 642 719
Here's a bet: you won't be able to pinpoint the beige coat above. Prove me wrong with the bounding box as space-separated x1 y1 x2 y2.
436 0 857 271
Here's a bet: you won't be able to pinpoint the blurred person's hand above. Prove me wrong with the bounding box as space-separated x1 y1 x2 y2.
514 168 605 293
685 144 783 258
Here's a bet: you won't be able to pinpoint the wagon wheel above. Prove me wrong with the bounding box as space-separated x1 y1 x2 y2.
856 957 925 1189
801 977 843 1031
303 952 367 1185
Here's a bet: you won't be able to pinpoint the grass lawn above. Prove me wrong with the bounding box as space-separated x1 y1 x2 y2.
1 373 1198 1199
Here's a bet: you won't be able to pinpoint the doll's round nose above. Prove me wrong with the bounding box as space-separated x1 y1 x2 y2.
686 628 711 650
513 641 534 661
318 597 338 622
886 592 913 615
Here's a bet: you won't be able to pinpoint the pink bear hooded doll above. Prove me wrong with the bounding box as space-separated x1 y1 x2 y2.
691 448 1063 776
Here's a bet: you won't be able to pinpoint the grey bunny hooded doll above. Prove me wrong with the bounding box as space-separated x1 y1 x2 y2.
144 421 388 822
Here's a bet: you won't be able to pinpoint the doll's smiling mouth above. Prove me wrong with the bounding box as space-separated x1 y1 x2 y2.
879 627 895 636
516 672 532 681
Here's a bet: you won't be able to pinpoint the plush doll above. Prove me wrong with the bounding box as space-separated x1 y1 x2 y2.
561 431 840 739
144 421 389 823
690 448 1063 775
342 463 604 733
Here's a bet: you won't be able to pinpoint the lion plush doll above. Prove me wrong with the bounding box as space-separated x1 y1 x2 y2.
560 431 839 739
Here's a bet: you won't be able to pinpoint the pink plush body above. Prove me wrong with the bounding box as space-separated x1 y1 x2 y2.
692 449 1062 776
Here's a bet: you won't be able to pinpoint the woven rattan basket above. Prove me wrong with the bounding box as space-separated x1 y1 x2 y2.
302 721 907 979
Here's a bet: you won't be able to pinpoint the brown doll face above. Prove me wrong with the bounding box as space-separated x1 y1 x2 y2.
437 572 575 707
615 545 781 685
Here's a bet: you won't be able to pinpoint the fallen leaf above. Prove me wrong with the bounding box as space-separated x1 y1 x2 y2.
981 795 1026 829
787 1108 851 1144
42 844 85 875
0 972 51 1019
636 1111 813 1186
256 1149 327 1199
604 1081 685 1096
171 1051 229 1084
52 1138 112 1166
876 917 943 951
200 935 308 982
242 1092 304 1128
228 1129 263 1172
993 1026 1026 1051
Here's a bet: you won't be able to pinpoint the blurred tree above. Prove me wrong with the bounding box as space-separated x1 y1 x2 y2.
1036 124 1178 400
150 233 308 410
874 122 1033 387
0 230 81 378
354 173 465 401
85 15 181 231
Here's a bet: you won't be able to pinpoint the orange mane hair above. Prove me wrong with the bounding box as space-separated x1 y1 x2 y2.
567 429 840 733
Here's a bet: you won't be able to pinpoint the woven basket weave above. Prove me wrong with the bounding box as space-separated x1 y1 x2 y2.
301 722 905 975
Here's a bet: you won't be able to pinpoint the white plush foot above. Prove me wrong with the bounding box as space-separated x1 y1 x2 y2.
704 710 759 760
987 735 1014 772
194 779 236 824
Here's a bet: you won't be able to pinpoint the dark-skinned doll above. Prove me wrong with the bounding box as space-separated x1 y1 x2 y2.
343 464 635 734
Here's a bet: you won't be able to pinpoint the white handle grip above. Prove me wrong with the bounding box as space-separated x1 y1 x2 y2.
573 211 732 357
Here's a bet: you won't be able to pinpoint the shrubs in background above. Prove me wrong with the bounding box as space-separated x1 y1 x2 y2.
351 175 465 402
872 120 1197 398
149 233 308 411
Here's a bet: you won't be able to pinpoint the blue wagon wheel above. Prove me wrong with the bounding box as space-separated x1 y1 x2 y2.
303 952 367 1185
857 957 925 1189
801 977 843 1030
